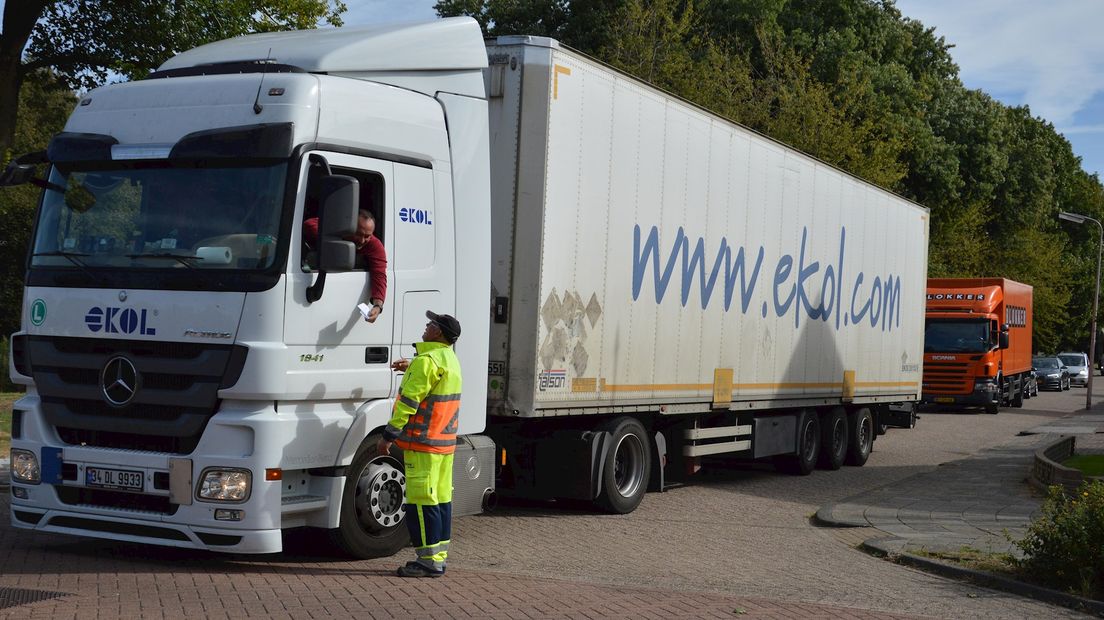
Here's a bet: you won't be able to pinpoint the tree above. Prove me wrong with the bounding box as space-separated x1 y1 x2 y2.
0 71 77 338
0 0 346 165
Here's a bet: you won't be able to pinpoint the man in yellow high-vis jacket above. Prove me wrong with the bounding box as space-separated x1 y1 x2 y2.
377 310 462 578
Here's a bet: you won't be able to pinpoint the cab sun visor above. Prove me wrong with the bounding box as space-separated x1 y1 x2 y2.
47 132 119 163
169 122 294 160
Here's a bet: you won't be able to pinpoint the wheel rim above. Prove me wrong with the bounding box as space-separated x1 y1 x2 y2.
612 432 645 498
832 418 846 455
802 420 818 461
353 458 406 533
858 415 872 451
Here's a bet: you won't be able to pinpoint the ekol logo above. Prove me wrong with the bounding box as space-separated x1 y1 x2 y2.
85 306 157 335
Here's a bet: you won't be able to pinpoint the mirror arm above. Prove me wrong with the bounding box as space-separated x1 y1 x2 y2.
306 271 326 303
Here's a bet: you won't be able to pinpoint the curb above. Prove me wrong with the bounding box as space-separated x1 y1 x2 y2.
812 502 867 528
859 538 1104 617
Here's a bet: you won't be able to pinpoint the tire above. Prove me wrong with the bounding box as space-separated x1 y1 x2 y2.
1011 378 1024 408
595 416 651 514
328 435 410 559
844 408 874 466
775 409 820 476
1063 377 1070 390
984 401 999 414
818 408 848 470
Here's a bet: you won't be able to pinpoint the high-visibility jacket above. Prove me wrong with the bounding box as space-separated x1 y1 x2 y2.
385 341 463 455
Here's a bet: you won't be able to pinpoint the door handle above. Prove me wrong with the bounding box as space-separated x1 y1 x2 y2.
365 347 389 364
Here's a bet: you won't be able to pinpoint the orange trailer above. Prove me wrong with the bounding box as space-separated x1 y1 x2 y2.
922 278 1033 413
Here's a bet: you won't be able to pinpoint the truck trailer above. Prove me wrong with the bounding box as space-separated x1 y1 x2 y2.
4 18 928 557
922 278 1033 413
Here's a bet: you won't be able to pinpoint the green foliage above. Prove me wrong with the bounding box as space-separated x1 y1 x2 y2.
0 72 77 338
25 1 347 89
1015 481 1104 599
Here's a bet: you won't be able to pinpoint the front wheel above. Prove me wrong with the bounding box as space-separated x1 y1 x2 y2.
328 435 410 559
595 416 651 514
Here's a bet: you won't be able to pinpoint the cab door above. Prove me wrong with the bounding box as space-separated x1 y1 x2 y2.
284 151 395 400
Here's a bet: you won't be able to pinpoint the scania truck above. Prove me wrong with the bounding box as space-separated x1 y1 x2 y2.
4 18 928 558
922 278 1033 413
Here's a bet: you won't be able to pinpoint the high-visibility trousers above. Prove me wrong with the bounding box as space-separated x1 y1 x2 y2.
404 450 453 571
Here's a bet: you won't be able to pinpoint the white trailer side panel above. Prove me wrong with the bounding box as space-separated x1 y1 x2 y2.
490 41 928 416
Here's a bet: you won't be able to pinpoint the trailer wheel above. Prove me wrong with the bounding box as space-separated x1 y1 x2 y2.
595 417 651 514
984 401 999 414
844 408 874 466
775 410 820 475
329 435 410 559
817 408 848 470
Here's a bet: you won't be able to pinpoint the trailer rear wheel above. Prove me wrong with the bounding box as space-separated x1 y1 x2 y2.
775 410 820 475
329 435 410 559
817 408 848 470
595 417 650 514
844 408 874 466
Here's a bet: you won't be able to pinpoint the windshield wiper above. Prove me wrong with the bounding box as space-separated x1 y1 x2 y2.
126 252 203 269
32 251 105 283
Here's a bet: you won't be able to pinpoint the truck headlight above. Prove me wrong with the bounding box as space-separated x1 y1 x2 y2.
10 449 40 484
973 379 998 393
197 468 251 502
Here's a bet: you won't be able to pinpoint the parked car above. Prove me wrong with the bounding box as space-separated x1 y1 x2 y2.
1024 370 1039 398
1033 357 1070 391
1057 352 1090 387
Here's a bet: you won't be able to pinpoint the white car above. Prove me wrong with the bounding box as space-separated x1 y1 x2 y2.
1057 352 1090 387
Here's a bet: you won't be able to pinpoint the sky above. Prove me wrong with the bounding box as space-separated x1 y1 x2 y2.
345 0 1104 181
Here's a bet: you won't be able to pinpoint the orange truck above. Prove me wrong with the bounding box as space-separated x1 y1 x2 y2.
922 278 1033 414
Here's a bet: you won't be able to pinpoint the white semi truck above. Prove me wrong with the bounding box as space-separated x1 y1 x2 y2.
4 17 927 557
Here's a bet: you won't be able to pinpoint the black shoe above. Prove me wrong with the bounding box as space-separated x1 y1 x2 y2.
397 562 445 578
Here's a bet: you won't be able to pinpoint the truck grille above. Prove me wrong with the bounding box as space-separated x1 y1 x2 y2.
923 361 973 394
24 336 247 454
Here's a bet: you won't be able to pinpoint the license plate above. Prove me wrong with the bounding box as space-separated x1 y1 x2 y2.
86 467 144 491
934 397 955 403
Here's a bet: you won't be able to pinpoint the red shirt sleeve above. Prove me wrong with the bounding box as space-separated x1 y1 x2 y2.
302 217 320 248
360 235 388 303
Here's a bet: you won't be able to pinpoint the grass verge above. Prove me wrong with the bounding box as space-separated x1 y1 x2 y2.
1064 454 1104 477
911 546 1019 576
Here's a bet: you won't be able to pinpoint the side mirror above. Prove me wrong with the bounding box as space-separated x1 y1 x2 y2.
0 163 37 187
998 332 1010 349
305 173 359 304
317 175 358 272
0 150 48 186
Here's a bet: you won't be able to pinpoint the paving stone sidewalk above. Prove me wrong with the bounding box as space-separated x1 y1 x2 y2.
816 412 1104 558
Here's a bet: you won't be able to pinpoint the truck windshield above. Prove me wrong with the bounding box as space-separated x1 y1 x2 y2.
924 318 991 353
31 162 286 271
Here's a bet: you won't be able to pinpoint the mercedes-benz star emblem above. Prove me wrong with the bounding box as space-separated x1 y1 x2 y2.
101 356 140 406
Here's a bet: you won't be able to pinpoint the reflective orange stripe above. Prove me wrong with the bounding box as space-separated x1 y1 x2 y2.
397 395 461 454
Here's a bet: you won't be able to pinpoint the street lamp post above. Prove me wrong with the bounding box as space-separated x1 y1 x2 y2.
1058 211 1103 411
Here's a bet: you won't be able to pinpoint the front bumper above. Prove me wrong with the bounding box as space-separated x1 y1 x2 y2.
1071 375 1089 387
1038 376 1064 389
921 391 994 406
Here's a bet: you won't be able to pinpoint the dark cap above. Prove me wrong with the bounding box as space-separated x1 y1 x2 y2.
426 310 461 342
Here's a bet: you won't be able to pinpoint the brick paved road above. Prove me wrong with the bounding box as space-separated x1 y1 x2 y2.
0 388 1097 618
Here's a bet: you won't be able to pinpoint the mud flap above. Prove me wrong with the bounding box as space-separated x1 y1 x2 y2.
531 429 608 500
